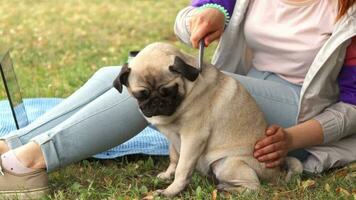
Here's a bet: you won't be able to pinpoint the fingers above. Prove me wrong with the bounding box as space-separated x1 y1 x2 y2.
265 158 284 168
204 30 223 46
255 150 285 162
253 125 288 168
265 124 279 136
190 21 212 48
253 142 286 158
255 128 285 150
189 9 225 48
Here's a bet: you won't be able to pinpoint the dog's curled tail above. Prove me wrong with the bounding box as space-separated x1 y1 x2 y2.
284 157 303 182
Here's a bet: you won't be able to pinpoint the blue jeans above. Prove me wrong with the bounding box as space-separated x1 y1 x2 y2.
1 67 302 172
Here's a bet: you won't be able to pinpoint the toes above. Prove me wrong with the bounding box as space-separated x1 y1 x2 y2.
157 172 172 180
153 189 176 197
157 172 168 179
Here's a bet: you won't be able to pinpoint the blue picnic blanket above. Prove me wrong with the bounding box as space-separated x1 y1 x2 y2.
0 98 169 159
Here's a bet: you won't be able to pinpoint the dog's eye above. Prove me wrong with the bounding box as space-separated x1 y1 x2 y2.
159 84 178 97
133 89 150 100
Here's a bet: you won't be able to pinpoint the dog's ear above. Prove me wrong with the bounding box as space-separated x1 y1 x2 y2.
169 56 199 82
113 63 131 93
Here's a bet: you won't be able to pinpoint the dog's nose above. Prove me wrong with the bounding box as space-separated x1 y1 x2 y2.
151 97 160 107
159 87 169 97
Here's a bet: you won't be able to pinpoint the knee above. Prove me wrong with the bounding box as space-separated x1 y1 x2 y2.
90 66 122 83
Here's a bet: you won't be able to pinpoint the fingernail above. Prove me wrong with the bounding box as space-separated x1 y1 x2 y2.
255 145 260 149
254 152 259 157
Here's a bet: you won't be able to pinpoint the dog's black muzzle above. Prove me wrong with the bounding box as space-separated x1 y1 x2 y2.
139 94 183 117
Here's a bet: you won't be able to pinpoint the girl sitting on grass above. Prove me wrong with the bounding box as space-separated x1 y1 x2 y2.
0 0 354 199
175 0 356 171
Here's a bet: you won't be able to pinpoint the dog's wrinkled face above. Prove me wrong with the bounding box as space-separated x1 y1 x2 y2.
113 43 199 118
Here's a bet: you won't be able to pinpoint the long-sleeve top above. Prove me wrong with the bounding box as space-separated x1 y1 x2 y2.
191 0 356 105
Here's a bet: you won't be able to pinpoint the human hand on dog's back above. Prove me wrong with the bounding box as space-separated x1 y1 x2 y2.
189 8 225 48
253 125 292 168
253 120 324 168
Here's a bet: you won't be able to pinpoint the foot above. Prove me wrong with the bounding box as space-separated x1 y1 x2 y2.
14 142 46 170
0 140 10 155
0 155 49 199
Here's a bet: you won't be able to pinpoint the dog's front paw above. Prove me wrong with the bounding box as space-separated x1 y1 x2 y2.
153 188 179 197
157 172 172 180
154 182 186 197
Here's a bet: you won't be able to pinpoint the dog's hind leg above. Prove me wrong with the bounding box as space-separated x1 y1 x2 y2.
157 144 178 180
212 157 260 192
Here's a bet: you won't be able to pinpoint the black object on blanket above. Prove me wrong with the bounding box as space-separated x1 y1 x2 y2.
0 50 29 129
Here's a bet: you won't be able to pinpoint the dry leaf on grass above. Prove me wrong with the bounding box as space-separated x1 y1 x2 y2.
336 187 351 196
272 191 292 200
348 162 356 171
334 162 356 177
335 169 348 177
212 189 217 200
301 179 316 190
350 171 356 178
324 183 330 192
272 188 298 200
142 194 154 200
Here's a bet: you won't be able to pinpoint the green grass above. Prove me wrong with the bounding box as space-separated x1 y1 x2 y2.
0 0 203 98
48 157 356 200
0 1 355 199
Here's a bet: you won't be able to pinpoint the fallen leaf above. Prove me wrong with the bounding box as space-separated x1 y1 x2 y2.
273 190 295 200
350 171 356 178
335 169 348 177
334 162 356 177
212 189 217 200
336 187 351 196
301 179 316 190
324 183 330 192
142 194 154 200
348 162 356 171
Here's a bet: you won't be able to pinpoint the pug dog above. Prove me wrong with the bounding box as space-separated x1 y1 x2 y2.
113 42 303 197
